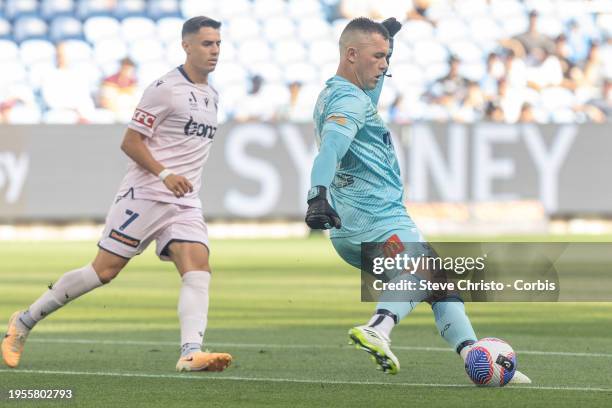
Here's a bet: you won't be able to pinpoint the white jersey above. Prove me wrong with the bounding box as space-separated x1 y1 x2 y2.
117 66 219 208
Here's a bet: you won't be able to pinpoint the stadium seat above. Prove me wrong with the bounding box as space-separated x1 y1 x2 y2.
308 39 338 65
156 16 183 44
237 39 272 65
60 39 92 65
129 38 165 64
93 37 128 66
83 16 121 43
13 17 48 43
537 15 564 37
208 62 247 88
489 0 525 20
165 40 185 66
423 62 452 82
390 41 412 64
27 61 55 89
0 18 12 40
19 39 56 66
147 0 181 21
287 0 323 19
114 0 147 20
459 62 487 81
0 39 19 61
389 63 425 86
262 16 295 42
217 0 252 20
5 0 38 21
227 16 260 42
6 105 42 124
0 61 27 86
318 62 337 83
121 16 157 42
76 0 114 19
137 60 172 86
448 41 483 63
248 61 283 84
398 20 435 43
454 0 489 19
500 15 529 38
284 62 318 84
435 17 469 44
40 0 74 20
253 0 286 19
49 16 83 43
413 40 449 66
70 60 102 89
274 39 307 65
42 108 80 123
469 17 504 42
297 16 331 42
180 0 217 19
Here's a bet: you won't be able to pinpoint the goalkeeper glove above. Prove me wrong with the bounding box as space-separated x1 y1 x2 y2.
305 186 342 230
381 17 402 38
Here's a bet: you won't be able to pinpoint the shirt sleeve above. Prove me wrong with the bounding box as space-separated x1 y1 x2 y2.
320 92 367 141
128 81 172 138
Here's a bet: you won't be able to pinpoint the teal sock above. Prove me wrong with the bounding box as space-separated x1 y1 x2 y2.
432 300 477 351
371 275 430 337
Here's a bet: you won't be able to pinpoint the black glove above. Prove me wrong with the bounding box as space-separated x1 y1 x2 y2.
381 17 402 38
381 18 402 67
305 186 342 230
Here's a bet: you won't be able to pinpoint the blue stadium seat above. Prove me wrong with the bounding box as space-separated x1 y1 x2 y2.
253 0 286 19
156 16 183 44
114 0 146 20
237 39 271 65
180 0 217 20
41 0 75 20
5 0 38 21
83 16 121 44
0 17 12 40
129 38 164 64
49 16 83 43
76 0 113 19
262 16 295 42
60 39 92 65
147 0 181 21
121 16 157 42
13 16 48 43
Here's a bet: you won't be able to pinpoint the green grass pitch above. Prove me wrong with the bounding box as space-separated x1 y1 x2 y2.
0 237 611 407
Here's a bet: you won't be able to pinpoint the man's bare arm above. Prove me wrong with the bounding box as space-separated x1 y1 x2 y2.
120 128 193 197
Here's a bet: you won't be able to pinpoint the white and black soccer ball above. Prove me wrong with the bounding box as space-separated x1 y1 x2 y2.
465 337 516 387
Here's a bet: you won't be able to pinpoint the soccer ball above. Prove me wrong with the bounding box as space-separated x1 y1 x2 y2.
464 338 516 387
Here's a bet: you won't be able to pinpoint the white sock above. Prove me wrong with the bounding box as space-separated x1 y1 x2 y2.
367 314 395 338
178 271 210 351
26 264 103 327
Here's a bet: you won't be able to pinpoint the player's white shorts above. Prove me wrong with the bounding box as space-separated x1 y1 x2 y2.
98 196 209 261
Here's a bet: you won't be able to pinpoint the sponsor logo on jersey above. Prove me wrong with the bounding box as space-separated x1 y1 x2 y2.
382 234 405 258
109 229 140 248
132 109 156 128
183 116 217 139
326 114 347 126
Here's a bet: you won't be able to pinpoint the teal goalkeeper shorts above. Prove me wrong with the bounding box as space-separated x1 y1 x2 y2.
331 225 426 269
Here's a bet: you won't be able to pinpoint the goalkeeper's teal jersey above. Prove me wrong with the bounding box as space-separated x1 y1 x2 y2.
313 75 415 238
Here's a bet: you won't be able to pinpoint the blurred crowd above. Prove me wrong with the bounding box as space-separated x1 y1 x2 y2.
0 0 610 125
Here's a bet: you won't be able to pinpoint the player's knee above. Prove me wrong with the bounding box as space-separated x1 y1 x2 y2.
95 265 123 284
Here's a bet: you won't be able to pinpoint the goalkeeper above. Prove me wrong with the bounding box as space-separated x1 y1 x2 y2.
305 17 530 383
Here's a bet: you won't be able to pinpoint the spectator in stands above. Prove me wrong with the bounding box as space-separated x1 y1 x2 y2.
234 75 275 122
277 81 312 123
484 101 505 122
518 103 536 123
480 52 506 101
453 81 486 123
583 79 611 122
428 55 468 106
98 57 139 122
566 19 592 65
512 10 555 57
41 42 96 122
406 0 434 26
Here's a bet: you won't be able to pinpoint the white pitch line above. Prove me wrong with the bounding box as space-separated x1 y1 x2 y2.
0 369 610 393
27 338 612 359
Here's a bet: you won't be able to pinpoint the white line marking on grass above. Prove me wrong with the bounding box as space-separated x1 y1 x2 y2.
0 369 611 393
28 338 612 359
